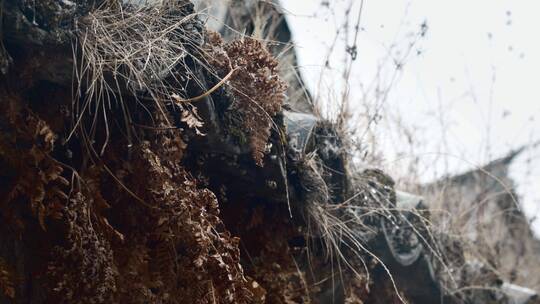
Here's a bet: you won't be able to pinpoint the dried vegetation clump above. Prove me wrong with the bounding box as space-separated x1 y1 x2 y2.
48 191 117 304
0 10 260 293
204 32 287 166
4 0 534 303
0 101 67 231
73 0 206 149
76 1 200 100
218 196 310 303
60 116 253 303
0 258 15 299
303 163 401 295
123 138 251 303
0 95 253 303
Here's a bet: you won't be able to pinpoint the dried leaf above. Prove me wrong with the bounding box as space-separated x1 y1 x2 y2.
180 104 206 136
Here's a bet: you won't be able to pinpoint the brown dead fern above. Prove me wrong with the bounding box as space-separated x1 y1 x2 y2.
1 107 68 230
204 32 287 166
0 259 15 299
130 140 253 303
48 191 117 304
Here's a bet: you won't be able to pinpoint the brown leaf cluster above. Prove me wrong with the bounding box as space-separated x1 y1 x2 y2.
47 191 117 304
43 112 253 303
218 198 309 304
120 140 252 303
0 105 68 231
0 258 15 299
205 32 287 166
0 90 252 303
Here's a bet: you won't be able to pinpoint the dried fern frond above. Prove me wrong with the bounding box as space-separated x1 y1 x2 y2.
1 108 68 230
130 141 252 303
48 191 117 304
0 259 15 299
204 33 287 166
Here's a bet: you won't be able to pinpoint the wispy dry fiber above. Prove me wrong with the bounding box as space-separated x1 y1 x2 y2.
72 1 204 149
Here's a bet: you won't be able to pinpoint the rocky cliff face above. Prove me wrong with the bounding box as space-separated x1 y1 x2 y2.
0 1 537 303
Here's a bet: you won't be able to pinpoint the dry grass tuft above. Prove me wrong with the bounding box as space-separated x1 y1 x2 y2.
72 1 206 150
298 152 410 303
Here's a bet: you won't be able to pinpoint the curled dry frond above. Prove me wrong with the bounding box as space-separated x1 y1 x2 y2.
1 107 68 230
48 192 117 304
0 259 15 299
204 32 287 166
126 141 252 303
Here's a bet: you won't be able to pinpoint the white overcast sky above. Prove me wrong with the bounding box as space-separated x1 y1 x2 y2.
280 1 540 234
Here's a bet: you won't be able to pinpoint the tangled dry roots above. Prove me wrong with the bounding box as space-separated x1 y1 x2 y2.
204 32 287 166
